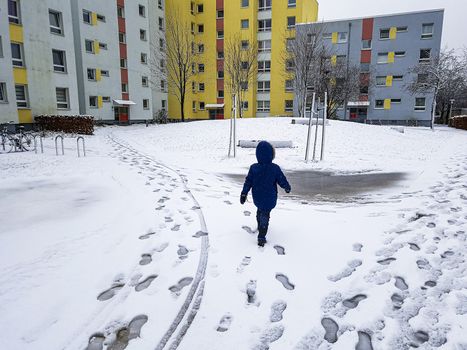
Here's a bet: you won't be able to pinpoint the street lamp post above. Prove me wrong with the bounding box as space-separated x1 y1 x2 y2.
449 99 455 124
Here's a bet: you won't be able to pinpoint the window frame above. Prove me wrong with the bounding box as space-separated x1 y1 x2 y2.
241 19 249 29
87 68 96 81
141 53 148 64
82 9 92 24
55 87 69 109
285 100 294 112
49 9 63 35
419 48 431 62
11 42 25 67
288 0 296 8
241 0 249 8
257 100 270 112
257 80 271 92
379 28 390 40
8 0 21 24
374 99 384 110
52 49 67 73
15 84 29 108
258 19 272 32
287 16 296 30
414 97 426 111
421 23 434 39
0 82 8 103
89 95 98 108
143 99 150 110
140 29 147 41
258 0 271 11
138 4 146 17
85 39 94 53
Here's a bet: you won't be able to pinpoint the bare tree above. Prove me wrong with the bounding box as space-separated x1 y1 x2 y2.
224 33 258 119
405 49 466 127
283 24 327 118
151 9 197 122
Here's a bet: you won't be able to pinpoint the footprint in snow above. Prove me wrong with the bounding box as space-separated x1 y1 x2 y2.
391 293 405 309
327 260 362 282
342 294 367 309
139 231 156 240
224 200 233 205
165 216 173 223
97 283 125 301
275 273 295 290
408 243 420 251
177 245 189 259
353 243 363 252
244 210 251 217
377 257 396 265
237 256 251 273
242 226 256 235
255 325 284 349
273 245 285 255
171 224 181 232
135 275 158 292
270 300 287 322
356 331 374 350
216 313 233 332
169 277 193 295
246 280 257 304
154 242 169 252
394 276 409 290
193 230 208 238
139 254 152 266
107 315 148 350
321 317 339 343
85 333 105 350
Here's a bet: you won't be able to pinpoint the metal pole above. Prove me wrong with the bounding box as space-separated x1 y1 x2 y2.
320 92 327 161
233 94 237 158
431 98 437 131
302 91 307 119
305 92 316 162
312 97 321 161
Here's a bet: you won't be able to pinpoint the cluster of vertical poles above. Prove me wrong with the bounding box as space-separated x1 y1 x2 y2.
305 92 327 163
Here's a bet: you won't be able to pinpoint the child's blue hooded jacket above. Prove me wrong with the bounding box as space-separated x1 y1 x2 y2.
241 141 291 211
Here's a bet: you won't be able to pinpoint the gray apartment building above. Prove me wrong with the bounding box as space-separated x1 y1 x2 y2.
295 9 444 126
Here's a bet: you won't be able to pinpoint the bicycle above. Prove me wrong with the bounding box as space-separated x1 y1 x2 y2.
0 124 33 153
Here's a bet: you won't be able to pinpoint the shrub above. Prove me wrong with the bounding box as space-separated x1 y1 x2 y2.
35 115 94 135
449 116 467 131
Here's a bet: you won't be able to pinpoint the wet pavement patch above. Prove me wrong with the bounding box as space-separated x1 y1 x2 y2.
224 170 408 203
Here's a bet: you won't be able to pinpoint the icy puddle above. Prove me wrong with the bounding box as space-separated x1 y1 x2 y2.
226 170 408 202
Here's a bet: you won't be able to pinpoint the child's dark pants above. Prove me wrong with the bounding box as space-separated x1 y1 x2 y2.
256 209 271 243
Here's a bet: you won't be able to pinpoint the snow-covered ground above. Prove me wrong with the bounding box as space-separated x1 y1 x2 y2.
0 118 466 350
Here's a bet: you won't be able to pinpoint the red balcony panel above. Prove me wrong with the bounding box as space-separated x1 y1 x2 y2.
216 19 224 31
118 17 126 33
217 60 224 70
120 43 127 58
217 79 224 90
362 18 374 40
360 73 370 85
117 0 125 7
359 95 369 102
216 39 224 52
361 50 371 63
216 0 224 10
120 69 128 84
121 92 130 100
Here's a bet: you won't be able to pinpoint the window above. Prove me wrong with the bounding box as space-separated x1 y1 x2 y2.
285 100 293 112
419 49 431 62
362 39 371 49
415 97 426 111
87 68 96 81
422 23 434 39
198 24 204 33
375 99 384 109
197 4 204 13
258 60 271 72
360 85 369 94
337 32 348 43
217 31 224 39
286 59 295 71
159 38 165 50
85 39 94 53
119 33 126 44
259 0 271 11
117 6 125 18
198 44 204 53
141 53 147 64
89 96 98 108
397 26 408 32
97 14 105 22
239 81 248 91
241 0 249 7
360 63 370 72
158 0 163 9
139 5 146 17
286 38 295 51
257 100 270 112
217 10 224 18
0 83 8 103
199 83 205 91
241 40 249 50
287 16 296 29
217 70 224 79
190 2 195 14
395 51 406 57
285 80 294 92
258 40 271 52
159 17 164 31
52 50 66 72
121 83 128 93
199 102 205 110
143 99 149 110
140 29 147 41
218 90 224 98
257 81 270 92
11 43 24 67
101 70 109 77
391 98 401 104
82 9 91 24
377 53 388 64
198 63 205 72
393 75 403 81
241 101 249 111
323 33 332 39
161 100 167 111
0 36 3 57
142 76 148 87
15 85 28 108
288 0 296 7
56 88 69 109
380 29 390 40
376 76 386 86
241 19 249 29
49 10 63 35
8 0 21 24
217 51 224 59
120 58 127 68
192 101 196 111
103 96 111 103
98 42 107 50
258 19 272 32
161 80 166 91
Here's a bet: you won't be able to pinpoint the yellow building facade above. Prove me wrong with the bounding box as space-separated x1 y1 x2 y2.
166 0 318 120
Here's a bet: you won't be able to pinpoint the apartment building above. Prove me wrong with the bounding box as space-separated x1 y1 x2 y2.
70 0 167 123
166 0 318 120
0 0 80 124
295 9 444 126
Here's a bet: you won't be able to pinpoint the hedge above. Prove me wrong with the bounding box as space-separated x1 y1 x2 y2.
35 115 94 135
449 116 467 131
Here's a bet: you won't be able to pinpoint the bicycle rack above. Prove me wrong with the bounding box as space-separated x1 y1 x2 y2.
55 135 64 156
77 137 86 157
33 134 44 154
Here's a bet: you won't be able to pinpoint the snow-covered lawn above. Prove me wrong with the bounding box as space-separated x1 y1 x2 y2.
0 118 466 350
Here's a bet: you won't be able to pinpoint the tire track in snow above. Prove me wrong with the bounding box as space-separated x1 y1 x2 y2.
108 134 209 350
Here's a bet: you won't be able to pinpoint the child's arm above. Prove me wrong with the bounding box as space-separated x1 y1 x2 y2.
240 166 254 204
276 167 291 193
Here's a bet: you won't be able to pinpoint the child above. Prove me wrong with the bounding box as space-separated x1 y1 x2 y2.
240 141 291 247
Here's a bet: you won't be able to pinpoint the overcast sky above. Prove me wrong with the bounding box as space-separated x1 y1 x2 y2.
319 0 465 50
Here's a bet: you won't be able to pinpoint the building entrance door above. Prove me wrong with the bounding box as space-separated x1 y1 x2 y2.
114 107 129 123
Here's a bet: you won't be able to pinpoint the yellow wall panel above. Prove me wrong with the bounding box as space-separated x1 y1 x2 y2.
91 13 98 26
386 75 393 87
18 109 32 123
384 99 391 110
13 67 28 84
98 96 103 109
96 69 102 81
388 52 395 63
331 32 338 44
331 55 337 66
94 40 100 54
389 27 397 40
9 24 23 43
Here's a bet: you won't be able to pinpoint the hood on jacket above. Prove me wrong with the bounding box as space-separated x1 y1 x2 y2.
256 141 275 164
